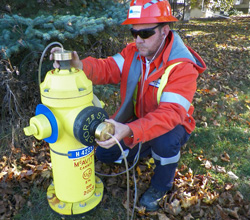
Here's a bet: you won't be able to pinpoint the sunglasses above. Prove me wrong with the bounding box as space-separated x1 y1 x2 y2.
130 24 162 39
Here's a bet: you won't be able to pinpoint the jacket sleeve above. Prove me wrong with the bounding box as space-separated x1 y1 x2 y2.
125 62 199 147
81 43 136 85
81 56 121 85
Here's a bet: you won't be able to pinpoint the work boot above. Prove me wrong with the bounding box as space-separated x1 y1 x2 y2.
139 185 166 211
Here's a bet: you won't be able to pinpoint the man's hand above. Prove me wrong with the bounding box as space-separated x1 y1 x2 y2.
50 47 83 70
96 119 133 149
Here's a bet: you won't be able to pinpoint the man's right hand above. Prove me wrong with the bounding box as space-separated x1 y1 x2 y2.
50 47 83 70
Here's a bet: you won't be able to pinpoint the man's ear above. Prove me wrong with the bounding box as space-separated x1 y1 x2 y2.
162 25 170 37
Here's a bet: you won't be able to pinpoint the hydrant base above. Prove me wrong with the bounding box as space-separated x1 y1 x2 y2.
47 176 104 216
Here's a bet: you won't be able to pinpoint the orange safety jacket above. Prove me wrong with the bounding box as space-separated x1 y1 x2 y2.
82 31 206 148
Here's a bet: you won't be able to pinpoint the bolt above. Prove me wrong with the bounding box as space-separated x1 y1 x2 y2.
79 202 86 208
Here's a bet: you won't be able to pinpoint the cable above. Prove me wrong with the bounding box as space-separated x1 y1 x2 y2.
38 42 64 85
95 134 142 220
106 133 130 220
131 163 138 220
95 143 141 177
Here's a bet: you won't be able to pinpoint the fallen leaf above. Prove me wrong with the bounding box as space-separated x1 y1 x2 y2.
41 170 52 179
234 191 244 203
158 213 170 220
221 152 230 162
215 204 230 219
183 213 194 220
202 191 219 204
136 166 142 176
227 171 239 180
202 160 213 169
181 194 198 208
224 207 240 219
224 183 234 191
164 199 182 216
215 165 226 173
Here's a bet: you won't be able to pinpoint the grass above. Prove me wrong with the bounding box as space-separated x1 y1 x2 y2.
183 126 250 199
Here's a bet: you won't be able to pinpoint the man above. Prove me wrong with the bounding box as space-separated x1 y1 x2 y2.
51 0 206 211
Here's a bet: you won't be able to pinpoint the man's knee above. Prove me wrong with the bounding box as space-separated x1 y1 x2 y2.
95 145 121 163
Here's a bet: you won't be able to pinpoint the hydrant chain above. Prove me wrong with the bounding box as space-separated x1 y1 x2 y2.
49 146 70 157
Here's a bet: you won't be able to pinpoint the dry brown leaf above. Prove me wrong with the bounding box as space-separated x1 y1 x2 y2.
181 194 198 208
202 160 213 169
14 194 25 210
41 169 51 179
213 120 221 126
227 171 239 180
234 191 244 203
224 183 234 191
165 199 182 216
136 166 142 176
224 207 240 219
221 152 230 162
197 155 204 161
158 213 170 220
202 191 219 204
135 205 146 216
36 163 47 171
215 165 226 173
183 213 194 220
188 148 193 154
218 192 234 207
106 177 117 186
215 204 230 220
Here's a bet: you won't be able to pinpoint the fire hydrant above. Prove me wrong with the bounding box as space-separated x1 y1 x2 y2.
23 47 114 216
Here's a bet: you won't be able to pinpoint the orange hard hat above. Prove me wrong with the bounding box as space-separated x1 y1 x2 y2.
122 0 178 25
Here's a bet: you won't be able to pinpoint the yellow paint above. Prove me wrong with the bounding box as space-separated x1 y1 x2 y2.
24 66 104 215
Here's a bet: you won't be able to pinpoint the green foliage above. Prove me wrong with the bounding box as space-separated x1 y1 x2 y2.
1 0 128 17
0 0 128 59
191 0 235 12
191 0 210 9
210 0 235 12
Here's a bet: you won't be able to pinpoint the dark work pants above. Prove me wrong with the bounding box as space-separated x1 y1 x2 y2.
95 124 190 192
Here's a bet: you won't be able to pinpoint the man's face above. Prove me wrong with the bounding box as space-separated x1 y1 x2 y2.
131 23 169 60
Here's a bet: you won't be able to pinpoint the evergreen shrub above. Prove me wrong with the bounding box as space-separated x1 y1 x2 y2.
0 1 131 151
0 0 128 60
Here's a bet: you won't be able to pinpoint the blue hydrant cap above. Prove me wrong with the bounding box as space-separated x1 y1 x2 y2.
35 104 58 143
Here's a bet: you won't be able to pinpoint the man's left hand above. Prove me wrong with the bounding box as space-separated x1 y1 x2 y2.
96 119 132 149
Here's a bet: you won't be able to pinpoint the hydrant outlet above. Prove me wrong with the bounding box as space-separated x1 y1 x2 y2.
73 106 109 146
24 114 52 140
95 122 115 142
23 124 38 136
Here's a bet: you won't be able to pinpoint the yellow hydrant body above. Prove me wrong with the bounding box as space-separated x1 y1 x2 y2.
24 62 105 215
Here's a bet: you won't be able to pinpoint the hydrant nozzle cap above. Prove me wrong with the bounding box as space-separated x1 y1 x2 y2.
95 122 115 142
23 124 38 136
23 114 52 140
53 50 72 61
